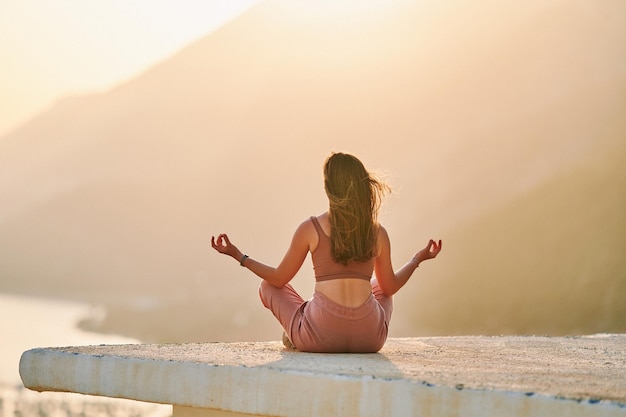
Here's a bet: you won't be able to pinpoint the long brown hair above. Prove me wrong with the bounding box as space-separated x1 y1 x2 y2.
323 152 389 264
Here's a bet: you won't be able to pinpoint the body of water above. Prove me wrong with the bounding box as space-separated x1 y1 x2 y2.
0 292 170 417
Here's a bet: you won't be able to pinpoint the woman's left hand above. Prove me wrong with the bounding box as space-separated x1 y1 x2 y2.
211 233 242 260
413 239 443 265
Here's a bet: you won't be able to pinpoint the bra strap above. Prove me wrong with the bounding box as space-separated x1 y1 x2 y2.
310 216 324 238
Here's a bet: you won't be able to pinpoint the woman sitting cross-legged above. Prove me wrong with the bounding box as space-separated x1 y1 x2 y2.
211 152 442 353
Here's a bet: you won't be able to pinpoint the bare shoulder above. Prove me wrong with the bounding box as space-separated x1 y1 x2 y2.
295 216 315 234
293 216 318 251
375 223 390 255
377 223 389 239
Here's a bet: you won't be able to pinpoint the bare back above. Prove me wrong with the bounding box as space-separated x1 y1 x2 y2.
312 212 375 307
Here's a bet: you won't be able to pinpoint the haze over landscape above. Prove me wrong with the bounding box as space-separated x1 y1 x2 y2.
1 0 624 343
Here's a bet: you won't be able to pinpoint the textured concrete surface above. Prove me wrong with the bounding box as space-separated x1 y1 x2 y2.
20 335 626 416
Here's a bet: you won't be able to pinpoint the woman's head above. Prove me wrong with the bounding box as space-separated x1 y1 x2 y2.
323 152 389 264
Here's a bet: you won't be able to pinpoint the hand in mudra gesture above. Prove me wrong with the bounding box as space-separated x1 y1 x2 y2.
211 233 242 260
414 239 443 265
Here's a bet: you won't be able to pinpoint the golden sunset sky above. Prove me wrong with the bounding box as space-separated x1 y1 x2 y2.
0 0 260 136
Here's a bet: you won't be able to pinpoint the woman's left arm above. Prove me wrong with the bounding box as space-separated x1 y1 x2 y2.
211 220 312 288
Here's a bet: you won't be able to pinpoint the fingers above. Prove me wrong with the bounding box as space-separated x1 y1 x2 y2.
211 234 229 252
431 239 442 256
424 239 443 258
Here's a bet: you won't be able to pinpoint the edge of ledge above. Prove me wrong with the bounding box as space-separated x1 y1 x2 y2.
19 336 626 417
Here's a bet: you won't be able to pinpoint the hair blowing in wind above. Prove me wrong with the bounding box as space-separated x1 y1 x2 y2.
323 152 390 264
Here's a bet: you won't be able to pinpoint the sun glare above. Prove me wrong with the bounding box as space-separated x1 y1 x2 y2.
275 0 401 21
0 0 260 136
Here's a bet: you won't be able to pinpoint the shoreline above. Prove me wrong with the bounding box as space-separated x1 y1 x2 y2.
0 292 168 417
0 293 138 386
1 384 170 417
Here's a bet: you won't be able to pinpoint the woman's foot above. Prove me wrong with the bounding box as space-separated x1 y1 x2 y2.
282 332 296 350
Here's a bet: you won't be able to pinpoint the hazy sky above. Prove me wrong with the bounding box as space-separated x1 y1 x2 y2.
0 0 261 136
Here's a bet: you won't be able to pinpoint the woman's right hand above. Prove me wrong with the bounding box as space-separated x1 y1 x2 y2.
211 233 242 260
413 239 443 265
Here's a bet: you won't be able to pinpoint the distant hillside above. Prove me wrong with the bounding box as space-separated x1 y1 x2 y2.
394 138 626 336
0 0 624 341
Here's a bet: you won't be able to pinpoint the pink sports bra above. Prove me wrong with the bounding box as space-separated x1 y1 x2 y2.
310 216 375 282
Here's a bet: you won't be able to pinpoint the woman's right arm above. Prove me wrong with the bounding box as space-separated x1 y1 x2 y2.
211 219 314 288
374 226 442 296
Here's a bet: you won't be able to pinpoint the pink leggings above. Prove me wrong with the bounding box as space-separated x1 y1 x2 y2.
259 279 393 353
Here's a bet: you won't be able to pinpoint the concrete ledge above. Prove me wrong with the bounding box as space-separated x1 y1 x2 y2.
20 335 626 417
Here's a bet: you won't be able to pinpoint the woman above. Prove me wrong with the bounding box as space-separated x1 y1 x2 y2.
211 152 442 353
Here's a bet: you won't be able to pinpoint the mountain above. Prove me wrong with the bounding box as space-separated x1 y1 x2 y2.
395 138 626 336
0 0 624 342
